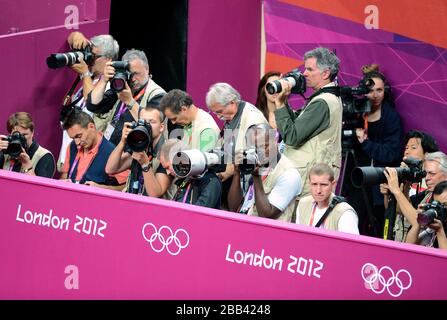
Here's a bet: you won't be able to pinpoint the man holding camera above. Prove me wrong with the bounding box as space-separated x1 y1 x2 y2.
406 181 447 250
206 83 268 208
60 110 126 189
105 105 172 197
273 47 343 198
380 130 439 242
57 32 120 172
86 49 166 146
158 139 222 209
160 89 220 151
296 163 359 234
0 112 55 178
384 151 447 247
227 124 302 221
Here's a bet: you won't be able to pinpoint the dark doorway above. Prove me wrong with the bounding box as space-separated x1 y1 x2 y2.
109 0 188 91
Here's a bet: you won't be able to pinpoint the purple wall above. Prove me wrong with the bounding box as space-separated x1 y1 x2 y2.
0 0 110 159
187 0 262 118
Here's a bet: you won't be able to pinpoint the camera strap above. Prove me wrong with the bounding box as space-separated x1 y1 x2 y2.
63 76 81 106
314 196 346 228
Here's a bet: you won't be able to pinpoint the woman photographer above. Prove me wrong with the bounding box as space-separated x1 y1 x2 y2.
347 64 403 237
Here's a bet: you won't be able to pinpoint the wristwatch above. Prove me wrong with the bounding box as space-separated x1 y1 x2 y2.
141 162 151 172
23 166 33 173
80 72 91 80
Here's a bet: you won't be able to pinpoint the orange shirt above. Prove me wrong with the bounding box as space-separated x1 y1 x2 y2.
62 132 128 184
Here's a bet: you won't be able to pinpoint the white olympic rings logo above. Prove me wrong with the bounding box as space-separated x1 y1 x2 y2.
361 263 412 298
142 223 190 256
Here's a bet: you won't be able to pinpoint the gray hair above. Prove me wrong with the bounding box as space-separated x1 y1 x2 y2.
304 47 340 81
159 89 193 114
90 35 119 60
425 151 447 174
205 82 241 109
122 49 149 70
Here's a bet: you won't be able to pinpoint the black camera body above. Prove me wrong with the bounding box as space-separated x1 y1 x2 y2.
266 68 306 95
1 131 27 158
238 148 260 175
339 78 374 150
111 61 131 92
126 119 153 154
351 157 427 188
417 201 447 227
46 46 94 69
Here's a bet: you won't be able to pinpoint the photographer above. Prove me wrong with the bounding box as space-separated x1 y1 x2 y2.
405 181 447 250
160 89 219 151
0 112 55 178
296 163 359 235
60 110 126 190
159 139 222 209
86 49 166 146
57 32 119 172
227 124 302 221
206 82 268 209
273 47 342 198
105 105 172 197
345 64 402 237
296 163 359 234
380 130 439 241
384 151 447 244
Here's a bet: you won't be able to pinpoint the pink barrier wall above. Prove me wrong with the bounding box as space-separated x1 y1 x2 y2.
0 1 110 159
1 170 446 299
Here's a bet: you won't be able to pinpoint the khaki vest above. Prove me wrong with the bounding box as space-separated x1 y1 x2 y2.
3 146 54 177
284 84 342 197
248 155 299 222
297 194 354 231
93 79 166 133
235 102 268 152
182 108 220 151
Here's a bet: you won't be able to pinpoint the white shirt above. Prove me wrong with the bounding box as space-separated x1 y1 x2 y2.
241 168 301 213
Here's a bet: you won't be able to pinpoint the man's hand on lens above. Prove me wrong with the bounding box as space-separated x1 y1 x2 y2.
70 58 89 75
428 219 444 233
131 151 150 166
0 135 8 151
274 79 292 109
102 62 116 82
379 183 390 195
18 148 32 167
118 83 133 105
384 167 400 195
121 122 133 144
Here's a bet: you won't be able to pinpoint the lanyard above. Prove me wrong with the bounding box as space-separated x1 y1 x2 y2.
114 86 147 122
309 203 319 227
68 153 81 181
181 183 192 203
69 137 102 183
7 159 16 171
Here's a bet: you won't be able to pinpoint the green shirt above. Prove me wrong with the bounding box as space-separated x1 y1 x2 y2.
274 99 330 147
